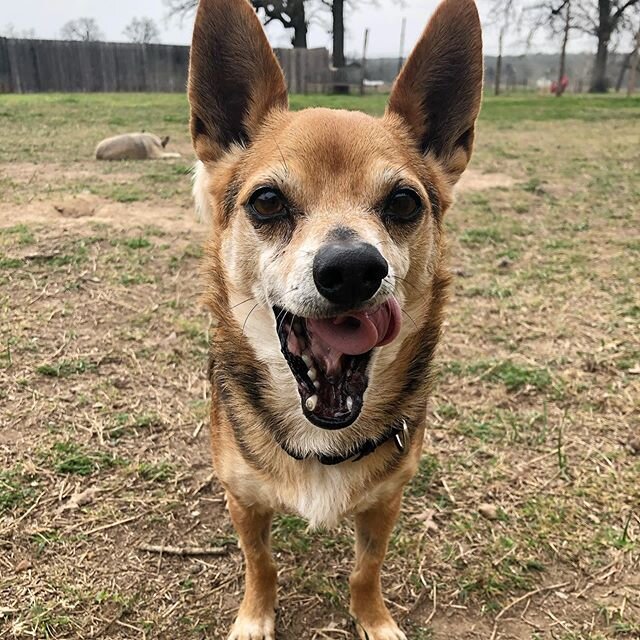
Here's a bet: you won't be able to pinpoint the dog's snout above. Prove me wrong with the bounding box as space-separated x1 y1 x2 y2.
313 242 388 306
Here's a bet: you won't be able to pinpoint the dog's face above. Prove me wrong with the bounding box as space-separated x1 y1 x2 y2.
209 109 441 430
190 0 483 431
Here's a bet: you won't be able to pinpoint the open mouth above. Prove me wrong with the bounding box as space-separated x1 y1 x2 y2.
273 298 402 429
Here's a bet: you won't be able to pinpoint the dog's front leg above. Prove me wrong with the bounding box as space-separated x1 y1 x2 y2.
226 493 277 640
350 491 407 640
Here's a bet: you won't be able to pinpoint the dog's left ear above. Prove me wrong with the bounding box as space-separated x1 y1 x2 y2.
388 0 483 183
188 0 288 162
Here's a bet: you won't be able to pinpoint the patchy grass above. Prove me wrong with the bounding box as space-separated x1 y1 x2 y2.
45 441 122 476
0 224 35 245
36 359 96 378
470 360 554 392
0 92 638 640
0 468 37 514
460 227 505 246
136 462 175 483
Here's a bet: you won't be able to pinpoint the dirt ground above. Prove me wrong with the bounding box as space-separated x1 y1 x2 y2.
0 94 639 640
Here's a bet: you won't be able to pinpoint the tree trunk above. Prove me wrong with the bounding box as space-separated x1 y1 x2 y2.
494 27 505 96
615 50 633 92
556 1 570 96
589 0 611 93
590 38 611 92
628 29 640 96
290 0 308 48
332 0 345 68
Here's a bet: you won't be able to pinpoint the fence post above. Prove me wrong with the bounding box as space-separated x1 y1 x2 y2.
0 38 13 93
360 29 369 96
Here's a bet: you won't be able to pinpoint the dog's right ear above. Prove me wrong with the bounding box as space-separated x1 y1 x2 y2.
188 0 288 162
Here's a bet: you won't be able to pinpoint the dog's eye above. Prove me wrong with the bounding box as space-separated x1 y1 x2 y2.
385 188 422 221
249 187 287 220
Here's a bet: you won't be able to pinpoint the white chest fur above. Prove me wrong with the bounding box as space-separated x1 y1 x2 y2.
227 453 406 529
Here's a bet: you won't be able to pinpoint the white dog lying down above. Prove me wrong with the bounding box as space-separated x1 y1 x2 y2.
95 133 181 160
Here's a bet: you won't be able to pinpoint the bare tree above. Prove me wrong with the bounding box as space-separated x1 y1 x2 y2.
61 17 104 42
489 0 518 95
556 1 572 94
493 0 640 93
611 7 640 89
123 17 161 44
163 0 197 20
256 0 309 47
627 26 640 93
571 0 640 92
164 0 309 48
1 24 36 38
524 0 578 96
330 0 346 67
319 0 391 68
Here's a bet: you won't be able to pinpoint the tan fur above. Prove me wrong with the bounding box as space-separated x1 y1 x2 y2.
95 132 180 161
188 0 483 637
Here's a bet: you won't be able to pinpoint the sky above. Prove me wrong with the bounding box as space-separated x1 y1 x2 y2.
2 0 597 58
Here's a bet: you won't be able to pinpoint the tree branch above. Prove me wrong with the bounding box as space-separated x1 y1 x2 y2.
613 0 640 25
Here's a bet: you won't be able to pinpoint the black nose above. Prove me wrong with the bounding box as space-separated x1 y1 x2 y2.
313 241 388 306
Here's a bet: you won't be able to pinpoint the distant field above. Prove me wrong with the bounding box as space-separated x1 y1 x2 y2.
0 92 638 640
0 92 639 164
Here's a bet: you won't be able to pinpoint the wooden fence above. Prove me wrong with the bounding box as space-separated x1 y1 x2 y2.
0 38 331 94
275 47 331 94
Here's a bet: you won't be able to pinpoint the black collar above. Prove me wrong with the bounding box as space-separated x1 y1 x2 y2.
279 419 411 466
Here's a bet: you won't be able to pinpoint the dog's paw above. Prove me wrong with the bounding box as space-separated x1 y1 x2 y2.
227 613 275 640
354 618 407 640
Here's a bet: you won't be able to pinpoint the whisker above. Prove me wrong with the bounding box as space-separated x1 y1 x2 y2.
276 307 289 334
274 140 289 176
400 307 419 331
385 274 429 303
229 296 255 310
241 303 260 334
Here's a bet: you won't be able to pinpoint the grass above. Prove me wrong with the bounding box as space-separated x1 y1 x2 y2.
0 92 638 639
36 359 96 378
45 442 121 476
0 469 37 514
442 360 554 393
0 224 35 245
137 462 175 483
471 361 553 392
460 227 504 246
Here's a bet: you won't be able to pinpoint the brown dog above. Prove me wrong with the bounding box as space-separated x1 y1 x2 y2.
188 0 482 637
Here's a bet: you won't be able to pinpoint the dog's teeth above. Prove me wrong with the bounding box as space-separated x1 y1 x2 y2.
313 380 321 389
308 367 317 381
302 354 312 367
305 395 318 411
346 396 353 411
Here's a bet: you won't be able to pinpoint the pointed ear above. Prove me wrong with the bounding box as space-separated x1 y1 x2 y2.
188 0 288 162
388 0 483 183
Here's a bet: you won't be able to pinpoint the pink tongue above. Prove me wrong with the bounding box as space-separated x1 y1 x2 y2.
307 297 402 356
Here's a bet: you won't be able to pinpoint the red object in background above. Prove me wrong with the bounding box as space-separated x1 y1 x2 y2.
552 76 569 96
